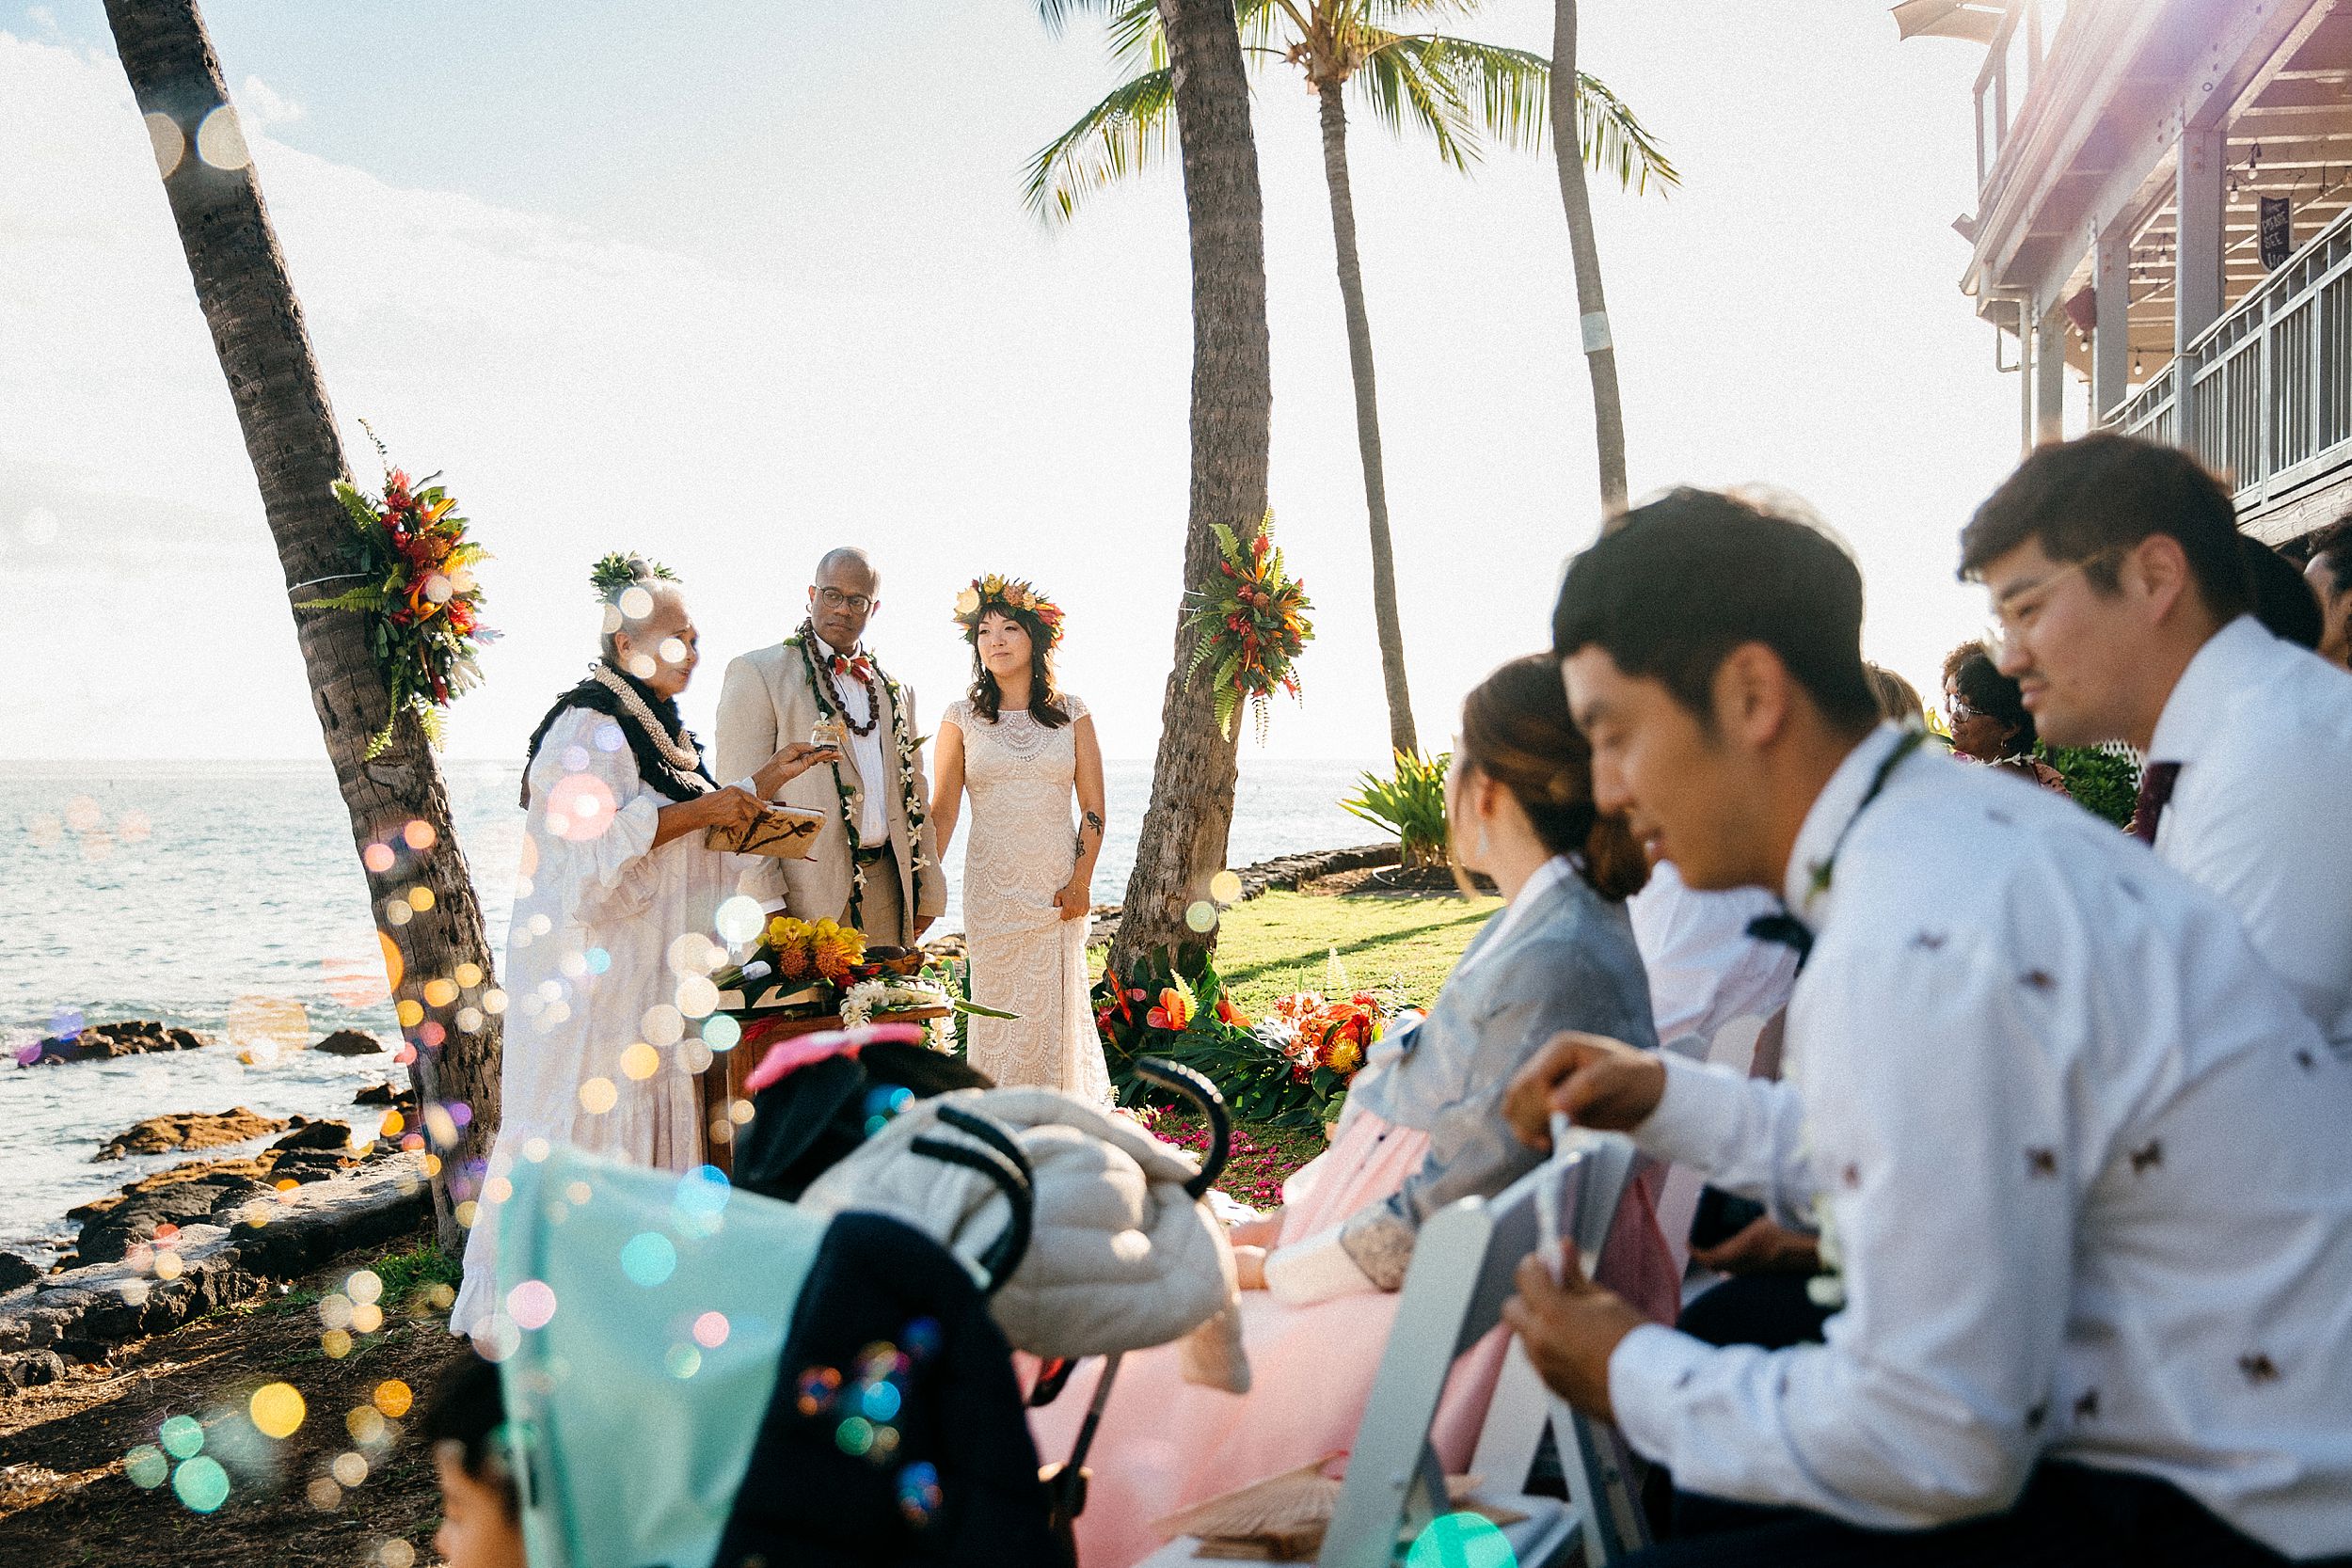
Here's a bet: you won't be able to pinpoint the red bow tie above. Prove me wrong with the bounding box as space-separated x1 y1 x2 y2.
830 653 873 681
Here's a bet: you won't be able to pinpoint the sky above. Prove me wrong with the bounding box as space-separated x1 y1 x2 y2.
0 1 2030 765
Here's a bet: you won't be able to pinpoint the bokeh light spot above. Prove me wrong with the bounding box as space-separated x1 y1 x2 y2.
250 1382 306 1439
194 103 249 170
1210 869 1245 904
506 1279 557 1331
619 1042 660 1081
1404 1513 1516 1567
331 1451 369 1488
158 1415 204 1459
403 819 437 850
171 1454 230 1513
124 1444 168 1489
620 1231 677 1287
1184 900 1218 933
373 1381 413 1418
143 111 184 178
692 1310 730 1349
579 1077 618 1115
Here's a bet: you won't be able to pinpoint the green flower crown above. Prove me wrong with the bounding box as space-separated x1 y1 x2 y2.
590 551 678 601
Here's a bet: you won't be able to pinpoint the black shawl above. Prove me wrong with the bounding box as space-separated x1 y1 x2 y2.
521 663 716 808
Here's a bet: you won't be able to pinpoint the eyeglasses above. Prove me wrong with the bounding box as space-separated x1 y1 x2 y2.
1980 548 2122 658
1945 694 1983 723
815 586 876 615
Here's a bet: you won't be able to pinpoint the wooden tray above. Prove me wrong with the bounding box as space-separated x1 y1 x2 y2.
698 1006 952 1177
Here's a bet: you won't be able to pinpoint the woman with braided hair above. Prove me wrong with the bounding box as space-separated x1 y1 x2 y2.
930 575 1113 1101
451 554 835 1339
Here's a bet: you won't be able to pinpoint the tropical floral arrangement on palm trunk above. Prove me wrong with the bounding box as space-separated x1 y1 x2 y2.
1092 948 1401 1129
1184 515 1313 742
296 438 495 757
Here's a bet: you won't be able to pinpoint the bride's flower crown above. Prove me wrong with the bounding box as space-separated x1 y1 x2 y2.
952 574 1065 647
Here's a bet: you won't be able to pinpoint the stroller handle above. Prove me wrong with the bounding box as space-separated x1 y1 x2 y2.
909 1108 1035 1293
1132 1056 1231 1198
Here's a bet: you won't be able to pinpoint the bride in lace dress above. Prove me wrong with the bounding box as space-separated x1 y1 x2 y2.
930 577 1113 1101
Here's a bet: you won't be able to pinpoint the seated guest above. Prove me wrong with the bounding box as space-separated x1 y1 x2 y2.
1863 661 1927 730
2302 516 2352 668
1504 488 2352 1566
1962 434 2352 1060
1942 640 2069 795
2245 534 2325 650
1037 655 1662 1568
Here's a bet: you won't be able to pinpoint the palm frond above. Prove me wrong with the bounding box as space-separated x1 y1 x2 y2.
1416 36 1550 155
1035 0 1119 37
1104 0 1168 72
1023 65 1180 224
1574 69 1679 195
1352 29 1481 171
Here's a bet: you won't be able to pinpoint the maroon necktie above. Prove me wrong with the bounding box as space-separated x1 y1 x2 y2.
2130 761 2182 846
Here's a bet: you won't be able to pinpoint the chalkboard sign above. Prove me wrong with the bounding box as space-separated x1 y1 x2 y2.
2262 197 2293 269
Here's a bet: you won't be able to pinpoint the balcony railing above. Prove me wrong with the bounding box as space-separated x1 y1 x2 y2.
2106 203 2352 511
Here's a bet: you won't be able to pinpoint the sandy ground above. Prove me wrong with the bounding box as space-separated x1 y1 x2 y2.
0 1216 466 1567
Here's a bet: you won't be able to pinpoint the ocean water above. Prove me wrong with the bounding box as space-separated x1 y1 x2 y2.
0 757 1378 1261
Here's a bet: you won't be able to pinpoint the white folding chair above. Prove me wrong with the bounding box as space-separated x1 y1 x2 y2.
1142 1139 1647 1567
1320 1132 1642 1567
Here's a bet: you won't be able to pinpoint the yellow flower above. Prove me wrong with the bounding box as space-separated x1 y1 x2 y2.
813 924 865 986
953 586 982 619
1329 1038 1363 1074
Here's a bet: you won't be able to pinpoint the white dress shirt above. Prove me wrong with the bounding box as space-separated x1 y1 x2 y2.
818 636 889 845
2147 614 2352 1060
1604 725 2352 1556
1628 858 1798 1047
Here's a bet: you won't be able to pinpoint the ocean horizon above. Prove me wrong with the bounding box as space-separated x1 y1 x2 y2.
0 755 1384 1260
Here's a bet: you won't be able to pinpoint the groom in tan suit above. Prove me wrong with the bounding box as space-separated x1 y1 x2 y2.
714 548 945 946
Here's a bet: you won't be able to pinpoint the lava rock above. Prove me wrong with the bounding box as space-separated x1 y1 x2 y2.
352 1081 405 1105
22 1020 209 1067
268 1151 356 1184
71 1175 269 1265
94 1107 291 1162
312 1029 386 1055
0 1348 67 1388
0 1253 40 1293
269 1119 353 1153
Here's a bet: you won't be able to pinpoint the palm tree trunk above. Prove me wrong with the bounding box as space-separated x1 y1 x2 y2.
1549 0 1629 518
1113 0 1274 973
1314 82 1419 756
104 0 501 1252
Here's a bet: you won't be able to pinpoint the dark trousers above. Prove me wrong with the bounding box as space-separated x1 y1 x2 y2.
1627 1463 2344 1567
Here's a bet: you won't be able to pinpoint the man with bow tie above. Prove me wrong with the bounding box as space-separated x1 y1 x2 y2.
715 547 944 946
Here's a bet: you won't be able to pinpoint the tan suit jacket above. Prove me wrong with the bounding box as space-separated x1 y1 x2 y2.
712 640 946 933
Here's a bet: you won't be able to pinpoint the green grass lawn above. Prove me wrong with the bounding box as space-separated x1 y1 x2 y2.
1211 888 1502 1014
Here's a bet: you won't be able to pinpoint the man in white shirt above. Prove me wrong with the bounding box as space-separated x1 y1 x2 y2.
1505 488 2352 1565
1959 434 2352 1061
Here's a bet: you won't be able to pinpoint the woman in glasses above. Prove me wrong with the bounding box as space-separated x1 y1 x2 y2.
1942 640 2071 796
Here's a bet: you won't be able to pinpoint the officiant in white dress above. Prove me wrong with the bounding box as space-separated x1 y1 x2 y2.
452 555 834 1339
930 576 1114 1101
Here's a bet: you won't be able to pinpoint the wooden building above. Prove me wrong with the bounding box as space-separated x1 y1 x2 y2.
1904 0 2352 540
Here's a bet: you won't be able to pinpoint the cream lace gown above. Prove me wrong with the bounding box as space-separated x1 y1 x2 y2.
945 696 1114 1102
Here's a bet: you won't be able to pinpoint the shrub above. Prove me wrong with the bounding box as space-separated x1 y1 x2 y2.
1342 750 1452 869
2046 743 2139 829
